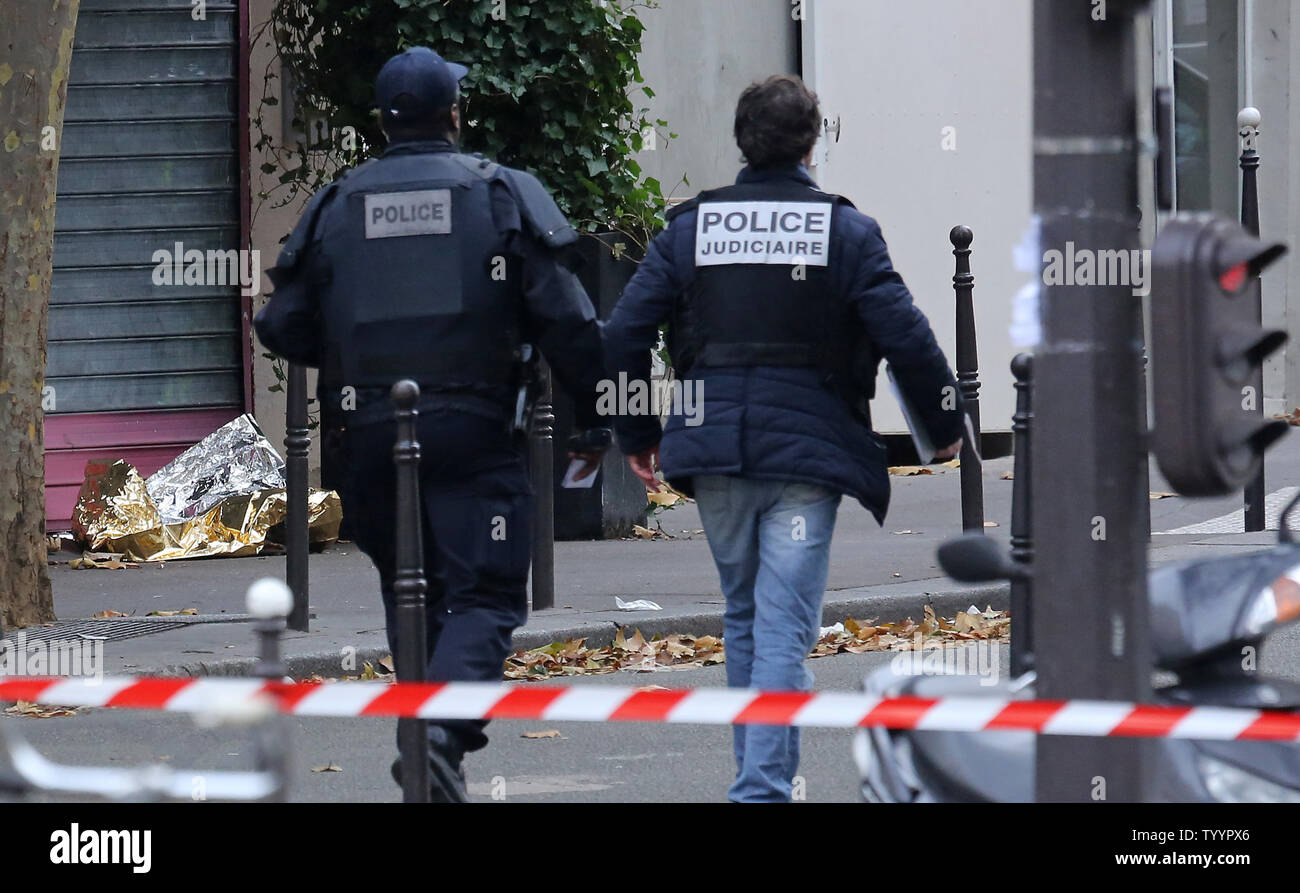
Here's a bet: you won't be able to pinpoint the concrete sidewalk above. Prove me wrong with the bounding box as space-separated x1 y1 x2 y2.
37 439 1300 678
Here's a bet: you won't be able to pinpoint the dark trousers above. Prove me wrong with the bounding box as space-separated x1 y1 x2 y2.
334 408 532 753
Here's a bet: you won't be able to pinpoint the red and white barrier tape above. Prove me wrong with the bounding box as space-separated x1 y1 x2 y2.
3 676 1299 740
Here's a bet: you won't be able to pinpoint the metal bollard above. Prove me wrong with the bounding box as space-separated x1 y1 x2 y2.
246 577 293 802
1009 355 1035 676
285 362 310 632
530 363 555 611
391 380 430 803
950 225 984 531
1239 108 1266 532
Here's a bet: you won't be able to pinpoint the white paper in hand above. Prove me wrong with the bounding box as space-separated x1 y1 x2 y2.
885 365 936 464
561 457 599 489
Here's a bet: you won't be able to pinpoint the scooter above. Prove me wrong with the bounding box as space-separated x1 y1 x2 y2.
854 492 1300 803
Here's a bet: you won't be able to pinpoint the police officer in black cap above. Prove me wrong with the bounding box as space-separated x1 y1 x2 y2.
255 46 611 802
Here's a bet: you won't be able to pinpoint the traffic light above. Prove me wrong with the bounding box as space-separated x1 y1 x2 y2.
1150 214 1289 496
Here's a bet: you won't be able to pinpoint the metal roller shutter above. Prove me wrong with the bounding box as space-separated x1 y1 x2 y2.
48 0 242 414
45 0 244 529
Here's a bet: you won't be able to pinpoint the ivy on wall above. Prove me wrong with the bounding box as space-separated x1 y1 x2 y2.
255 0 675 245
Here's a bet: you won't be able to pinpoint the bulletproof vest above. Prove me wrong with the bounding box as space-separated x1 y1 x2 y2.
314 150 520 395
672 180 858 380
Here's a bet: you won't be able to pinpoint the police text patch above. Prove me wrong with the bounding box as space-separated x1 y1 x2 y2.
363 189 453 239
695 201 831 267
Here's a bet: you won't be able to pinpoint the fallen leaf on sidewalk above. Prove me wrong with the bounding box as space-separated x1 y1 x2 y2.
5 701 81 719
941 459 960 468
146 608 197 616
92 610 130 618
310 763 343 773
1149 491 1177 500
70 552 140 570
1001 472 1014 480
507 628 723 681
521 730 564 739
810 608 1012 658
647 490 682 508
920 605 940 635
983 521 999 528
891 529 916 535
632 524 657 539
888 466 932 476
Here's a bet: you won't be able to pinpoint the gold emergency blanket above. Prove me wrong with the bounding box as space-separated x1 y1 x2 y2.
72 459 341 561
71 413 343 561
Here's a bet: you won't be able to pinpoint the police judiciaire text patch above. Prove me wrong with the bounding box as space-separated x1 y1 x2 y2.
363 189 453 239
695 201 831 267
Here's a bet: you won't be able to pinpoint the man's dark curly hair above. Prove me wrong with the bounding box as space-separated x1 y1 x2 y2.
733 75 821 170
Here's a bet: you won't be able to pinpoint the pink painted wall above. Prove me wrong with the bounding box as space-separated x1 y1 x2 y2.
45 408 241 531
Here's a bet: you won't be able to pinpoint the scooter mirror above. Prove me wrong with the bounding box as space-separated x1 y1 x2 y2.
937 534 1029 583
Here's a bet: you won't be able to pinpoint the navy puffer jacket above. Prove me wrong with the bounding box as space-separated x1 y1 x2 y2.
603 165 964 524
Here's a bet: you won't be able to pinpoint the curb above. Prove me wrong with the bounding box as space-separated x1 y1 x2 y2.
132 579 1010 679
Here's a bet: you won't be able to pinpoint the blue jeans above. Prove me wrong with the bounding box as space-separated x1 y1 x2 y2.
693 474 841 802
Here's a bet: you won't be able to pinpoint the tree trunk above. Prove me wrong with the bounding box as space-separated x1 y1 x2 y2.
0 0 80 631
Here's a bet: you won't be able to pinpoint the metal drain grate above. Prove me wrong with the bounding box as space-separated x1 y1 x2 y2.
8 616 251 646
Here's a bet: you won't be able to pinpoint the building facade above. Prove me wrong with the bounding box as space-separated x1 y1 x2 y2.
43 0 1300 527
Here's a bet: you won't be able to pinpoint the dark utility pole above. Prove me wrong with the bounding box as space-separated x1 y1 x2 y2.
530 362 555 611
1238 107 1265 532
951 225 984 531
284 362 310 632
392 380 430 803
1032 0 1152 802
1009 354 1034 677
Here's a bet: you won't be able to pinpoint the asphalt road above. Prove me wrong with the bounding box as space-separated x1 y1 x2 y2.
8 649 911 803
10 623 1300 804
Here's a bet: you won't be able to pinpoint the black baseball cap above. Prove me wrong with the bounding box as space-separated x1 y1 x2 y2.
375 47 468 122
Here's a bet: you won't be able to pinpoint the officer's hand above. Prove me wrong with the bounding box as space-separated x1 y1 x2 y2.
934 438 963 461
567 428 612 482
627 447 661 491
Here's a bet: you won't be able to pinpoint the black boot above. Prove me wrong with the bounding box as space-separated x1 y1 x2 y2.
390 725 469 803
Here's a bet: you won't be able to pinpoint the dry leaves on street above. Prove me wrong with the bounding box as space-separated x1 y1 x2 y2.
146 608 197 617
1274 408 1300 425
92 609 130 619
1149 491 1177 500
521 730 564 739
4 700 81 719
810 606 1012 658
69 551 140 570
629 520 694 540
647 489 684 509
888 466 932 476
504 608 1011 680
504 628 726 680
310 763 343 773
1001 472 1014 480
